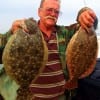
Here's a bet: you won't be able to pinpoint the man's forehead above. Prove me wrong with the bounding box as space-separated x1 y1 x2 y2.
43 0 60 4
42 0 60 8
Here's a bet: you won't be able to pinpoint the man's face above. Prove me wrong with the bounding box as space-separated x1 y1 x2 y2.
38 0 60 27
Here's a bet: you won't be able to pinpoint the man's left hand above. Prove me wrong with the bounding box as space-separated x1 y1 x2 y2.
78 9 96 29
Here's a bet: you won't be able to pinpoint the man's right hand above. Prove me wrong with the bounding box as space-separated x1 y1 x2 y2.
11 19 28 33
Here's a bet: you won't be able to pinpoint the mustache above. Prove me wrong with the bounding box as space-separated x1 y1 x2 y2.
44 16 57 22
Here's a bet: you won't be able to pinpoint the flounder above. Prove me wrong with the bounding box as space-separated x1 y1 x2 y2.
65 27 98 89
2 18 48 99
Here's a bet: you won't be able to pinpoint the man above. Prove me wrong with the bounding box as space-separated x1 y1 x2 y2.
0 0 97 100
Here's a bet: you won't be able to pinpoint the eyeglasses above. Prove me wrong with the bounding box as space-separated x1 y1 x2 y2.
41 8 61 16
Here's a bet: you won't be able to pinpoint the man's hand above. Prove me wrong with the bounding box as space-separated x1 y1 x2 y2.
11 19 28 33
78 9 96 30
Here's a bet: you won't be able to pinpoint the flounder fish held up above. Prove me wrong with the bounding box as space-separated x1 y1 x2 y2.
2 18 48 99
65 27 98 90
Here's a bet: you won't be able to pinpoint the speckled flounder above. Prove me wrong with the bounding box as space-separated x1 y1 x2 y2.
65 27 98 89
2 18 48 99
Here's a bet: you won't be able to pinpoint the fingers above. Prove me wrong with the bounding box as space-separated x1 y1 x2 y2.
88 10 96 20
79 9 96 29
11 20 22 33
11 19 28 33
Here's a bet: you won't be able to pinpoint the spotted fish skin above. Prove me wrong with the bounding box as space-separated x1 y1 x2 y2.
65 27 98 89
2 19 47 86
2 18 48 99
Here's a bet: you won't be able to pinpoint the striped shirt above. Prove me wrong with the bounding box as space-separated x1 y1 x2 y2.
30 32 66 100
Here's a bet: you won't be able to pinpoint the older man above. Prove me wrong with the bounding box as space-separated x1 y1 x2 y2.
0 0 97 100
